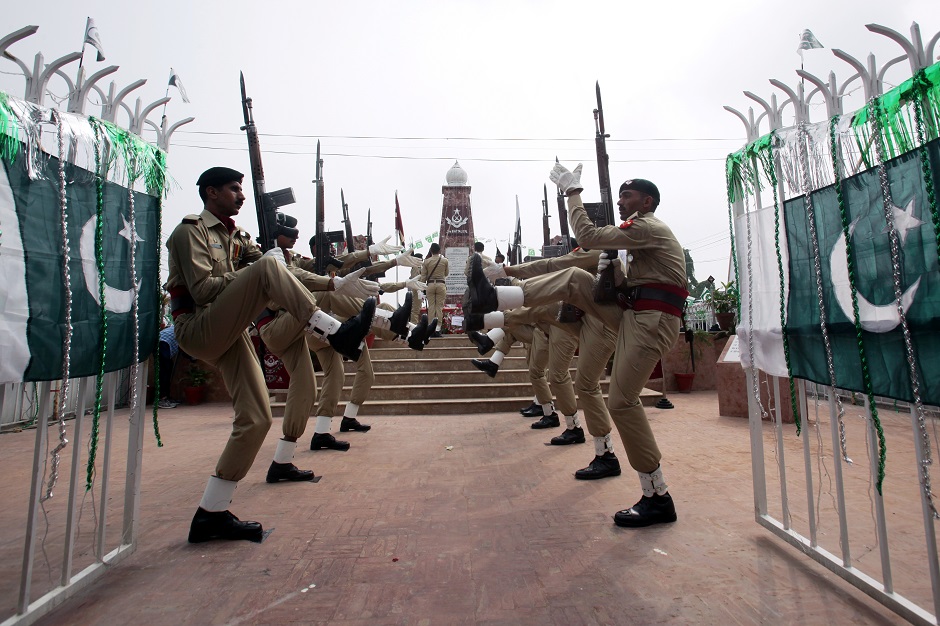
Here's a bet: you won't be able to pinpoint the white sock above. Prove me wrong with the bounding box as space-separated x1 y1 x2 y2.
482 312 505 329
490 350 505 366
487 327 505 344
565 413 581 429
314 415 332 434
306 310 342 340
639 466 669 497
273 439 296 464
541 403 554 415
344 402 360 419
199 476 237 512
495 286 524 310
372 308 393 330
594 434 613 457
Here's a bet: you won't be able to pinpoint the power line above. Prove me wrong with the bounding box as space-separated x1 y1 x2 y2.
170 143 727 163
177 130 744 143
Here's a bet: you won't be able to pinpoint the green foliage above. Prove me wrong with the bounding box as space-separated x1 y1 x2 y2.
704 281 740 314
185 364 211 388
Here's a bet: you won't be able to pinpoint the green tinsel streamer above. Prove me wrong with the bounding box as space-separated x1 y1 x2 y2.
94 117 166 193
830 114 887 493
151 150 166 448
0 92 20 164
724 155 742 321
910 70 940 270
760 132 802 434
852 60 940 167
85 120 109 491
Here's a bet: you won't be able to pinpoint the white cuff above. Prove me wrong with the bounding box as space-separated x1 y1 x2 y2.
199 476 237 512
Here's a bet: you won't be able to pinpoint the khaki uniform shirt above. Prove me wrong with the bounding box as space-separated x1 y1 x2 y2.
464 252 494 277
166 209 249 306
420 254 449 282
567 194 686 290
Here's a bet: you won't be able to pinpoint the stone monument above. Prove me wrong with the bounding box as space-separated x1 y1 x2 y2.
439 161 475 307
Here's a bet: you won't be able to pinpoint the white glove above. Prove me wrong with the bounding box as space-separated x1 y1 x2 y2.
395 248 422 268
405 277 427 291
332 267 380 298
369 235 402 256
263 247 288 266
484 263 508 281
549 162 584 195
597 251 620 274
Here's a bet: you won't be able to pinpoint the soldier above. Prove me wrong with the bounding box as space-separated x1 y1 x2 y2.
257 227 387 482
465 163 687 528
408 252 424 325
464 241 493 277
421 243 449 336
167 167 375 543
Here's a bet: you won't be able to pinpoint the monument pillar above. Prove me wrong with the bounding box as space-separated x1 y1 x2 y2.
439 161 474 308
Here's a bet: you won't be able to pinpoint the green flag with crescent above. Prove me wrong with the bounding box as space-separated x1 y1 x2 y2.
783 138 940 405
0 143 160 384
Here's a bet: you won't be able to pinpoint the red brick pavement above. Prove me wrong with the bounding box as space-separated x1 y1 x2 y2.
0 391 914 625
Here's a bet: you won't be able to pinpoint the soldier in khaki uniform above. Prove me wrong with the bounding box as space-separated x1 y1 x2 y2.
167 167 375 544
420 243 449 335
463 241 494 277
470 247 622 479
257 227 387 482
465 164 687 528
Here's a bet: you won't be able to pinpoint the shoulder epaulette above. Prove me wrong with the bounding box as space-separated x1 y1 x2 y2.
182 213 201 225
619 219 635 229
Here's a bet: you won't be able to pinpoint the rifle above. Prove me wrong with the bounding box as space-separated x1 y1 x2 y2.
311 140 344 274
363 208 386 281
240 72 295 252
341 189 355 254
591 81 618 302
556 174 572 255
541 184 550 248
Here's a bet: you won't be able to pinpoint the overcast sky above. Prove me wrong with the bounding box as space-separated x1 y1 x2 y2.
1 1 936 285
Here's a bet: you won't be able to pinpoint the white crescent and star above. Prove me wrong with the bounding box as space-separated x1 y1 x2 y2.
79 214 142 314
829 198 922 334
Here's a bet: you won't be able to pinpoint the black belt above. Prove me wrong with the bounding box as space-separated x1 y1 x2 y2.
427 279 446 283
616 284 688 317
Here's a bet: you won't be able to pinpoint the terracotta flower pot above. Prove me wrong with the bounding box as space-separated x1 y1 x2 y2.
674 372 695 393
184 386 205 405
716 312 735 331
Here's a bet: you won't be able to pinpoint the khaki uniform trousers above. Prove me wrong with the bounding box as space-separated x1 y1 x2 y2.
504 304 580 420
409 288 422 325
426 282 446 324
609 309 679 473
527 327 552 406
174 256 318 481
317 292 378 411
512 268 620 439
259 311 317 439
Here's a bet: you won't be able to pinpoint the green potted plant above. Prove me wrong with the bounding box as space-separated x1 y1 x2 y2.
183 364 211 405
705 281 739 332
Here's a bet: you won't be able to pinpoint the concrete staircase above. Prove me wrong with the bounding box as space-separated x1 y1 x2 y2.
270 334 662 417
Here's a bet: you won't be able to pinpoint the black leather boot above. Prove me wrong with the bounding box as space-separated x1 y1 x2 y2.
310 432 350 451
574 452 621 480
265 461 315 483
327 297 376 361
613 493 677 528
519 402 544 417
389 292 413 339
467 330 494 355
188 508 264 543
407 314 435 351
462 313 485 332
463 254 498 315
530 412 560 429
550 427 585 445
471 358 499 378
340 417 371 432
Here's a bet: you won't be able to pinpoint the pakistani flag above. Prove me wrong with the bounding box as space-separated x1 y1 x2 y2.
784 138 940 405
0 144 160 384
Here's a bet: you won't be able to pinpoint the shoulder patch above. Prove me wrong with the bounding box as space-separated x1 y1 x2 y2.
182 213 201 225
619 219 634 229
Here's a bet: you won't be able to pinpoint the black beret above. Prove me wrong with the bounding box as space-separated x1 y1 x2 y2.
618 179 660 204
196 167 244 188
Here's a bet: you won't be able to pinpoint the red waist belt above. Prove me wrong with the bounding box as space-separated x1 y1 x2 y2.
168 285 195 320
616 283 688 317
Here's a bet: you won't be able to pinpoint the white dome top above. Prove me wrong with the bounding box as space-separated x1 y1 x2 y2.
445 161 468 186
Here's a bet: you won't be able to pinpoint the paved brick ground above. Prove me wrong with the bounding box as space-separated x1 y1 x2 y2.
0 391 923 625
